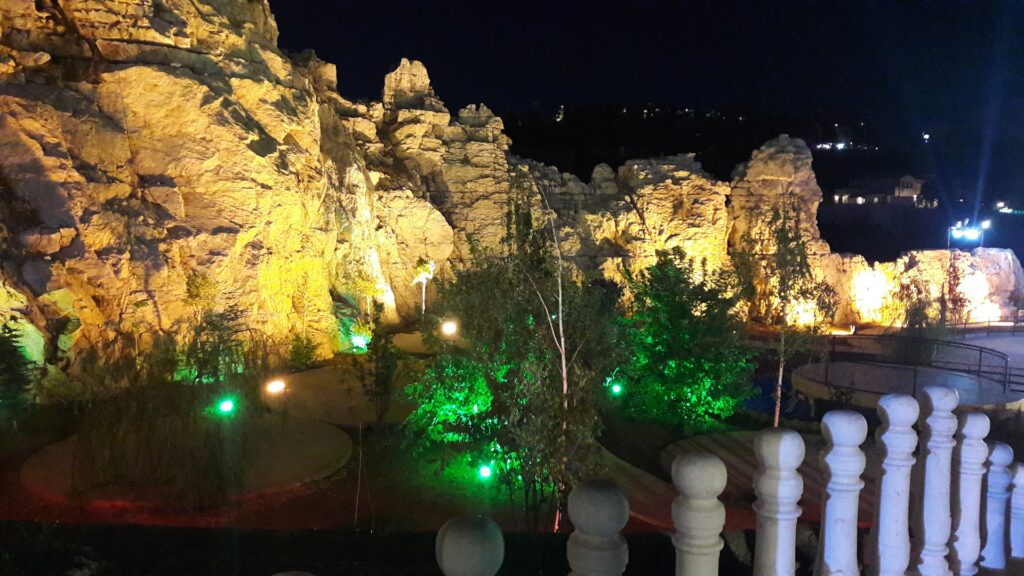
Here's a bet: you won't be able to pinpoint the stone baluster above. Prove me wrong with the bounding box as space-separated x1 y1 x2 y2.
672 452 728 576
567 479 629 576
913 384 959 576
815 410 867 576
949 412 990 576
868 393 919 576
1011 463 1024 561
753 428 806 576
435 515 504 576
980 442 1014 571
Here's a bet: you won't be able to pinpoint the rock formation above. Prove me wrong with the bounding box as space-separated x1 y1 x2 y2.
0 1 1021 390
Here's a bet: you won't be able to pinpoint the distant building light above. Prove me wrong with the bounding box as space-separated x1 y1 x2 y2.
999 206 1014 214
996 201 1006 209
981 219 992 230
855 196 865 205
835 142 846 150
922 133 931 142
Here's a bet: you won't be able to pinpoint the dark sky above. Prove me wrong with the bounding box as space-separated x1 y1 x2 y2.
268 0 1024 203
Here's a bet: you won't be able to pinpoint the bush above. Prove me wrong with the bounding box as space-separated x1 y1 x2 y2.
0 320 33 415
288 334 318 371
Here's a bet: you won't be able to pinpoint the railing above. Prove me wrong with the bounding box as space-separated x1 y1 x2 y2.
435 386 1024 575
948 313 1024 337
813 333 1015 394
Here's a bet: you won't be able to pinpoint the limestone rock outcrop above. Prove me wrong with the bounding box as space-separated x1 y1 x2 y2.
1 1 1021 390
729 134 830 256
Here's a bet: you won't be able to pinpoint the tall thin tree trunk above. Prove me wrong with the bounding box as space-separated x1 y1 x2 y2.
774 328 785 427
420 281 426 314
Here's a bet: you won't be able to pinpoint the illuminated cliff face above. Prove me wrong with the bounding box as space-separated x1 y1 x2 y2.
0 1 1021 385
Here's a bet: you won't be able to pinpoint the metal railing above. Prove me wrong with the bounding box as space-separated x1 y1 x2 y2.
947 313 1024 337
813 333 1015 395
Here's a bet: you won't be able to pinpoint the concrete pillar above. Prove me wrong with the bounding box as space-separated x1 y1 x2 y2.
913 384 959 576
672 452 727 576
949 412 990 576
567 479 629 576
980 442 1014 571
436 515 504 576
815 410 867 576
869 393 919 576
753 428 806 576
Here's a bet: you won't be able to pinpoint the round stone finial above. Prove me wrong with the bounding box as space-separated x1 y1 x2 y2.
990 442 1015 467
821 410 868 447
919 384 959 413
959 412 991 439
568 479 630 536
754 428 806 471
672 452 727 498
436 516 504 576
878 393 920 427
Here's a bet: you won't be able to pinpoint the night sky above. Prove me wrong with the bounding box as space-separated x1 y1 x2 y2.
269 1 1024 208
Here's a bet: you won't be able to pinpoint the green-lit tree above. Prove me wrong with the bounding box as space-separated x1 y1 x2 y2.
619 251 754 429
733 201 837 427
405 198 620 530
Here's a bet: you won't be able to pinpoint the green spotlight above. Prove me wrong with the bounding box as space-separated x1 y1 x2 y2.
610 383 623 396
478 464 493 479
217 398 235 414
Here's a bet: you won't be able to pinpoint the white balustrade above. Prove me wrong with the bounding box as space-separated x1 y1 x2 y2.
567 479 629 576
980 442 1014 571
869 393 919 576
913 384 959 576
436 515 504 576
815 410 867 576
949 412 990 576
753 428 805 576
1011 463 1024 560
672 452 727 576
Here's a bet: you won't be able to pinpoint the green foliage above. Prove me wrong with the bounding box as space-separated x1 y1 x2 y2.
180 307 247 385
619 251 755 428
406 199 620 526
0 320 33 413
288 334 318 371
354 304 401 423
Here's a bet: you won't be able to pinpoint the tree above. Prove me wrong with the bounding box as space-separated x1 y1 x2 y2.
940 253 969 327
620 251 755 429
405 199 620 530
733 203 837 427
0 319 33 418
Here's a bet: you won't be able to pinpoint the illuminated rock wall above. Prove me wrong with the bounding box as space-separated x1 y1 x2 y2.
0 1 1020 385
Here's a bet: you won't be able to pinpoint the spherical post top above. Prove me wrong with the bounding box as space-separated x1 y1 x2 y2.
821 410 868 447
672 452 728 498
436 515 504 576
990 442 1015 468
754 428 805 470
959 412 991 440
878 393 919 428
568 479 630 536
919 384 959 413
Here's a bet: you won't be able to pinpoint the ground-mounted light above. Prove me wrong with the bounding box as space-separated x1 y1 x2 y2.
478 464 493 479
265 379 286 395
217 398 235 414
610 383 624 396
440 320 458 337
351 334 369 350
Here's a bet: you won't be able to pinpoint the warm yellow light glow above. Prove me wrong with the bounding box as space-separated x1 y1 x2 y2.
786 300 818 327
441 320 458 337
265 379 286 395
959 273 1002 322
851 269 890 324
